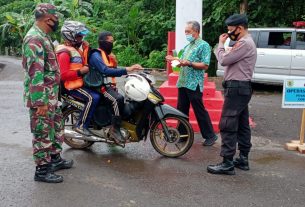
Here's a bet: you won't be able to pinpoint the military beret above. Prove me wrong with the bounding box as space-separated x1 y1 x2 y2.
225 14 248 26
35 3 57 16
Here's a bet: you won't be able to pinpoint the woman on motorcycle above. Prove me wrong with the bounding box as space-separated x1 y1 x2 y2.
56 20 100 136
88 31 142 143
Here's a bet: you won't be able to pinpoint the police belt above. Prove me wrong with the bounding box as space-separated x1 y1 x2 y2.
222 80 252 89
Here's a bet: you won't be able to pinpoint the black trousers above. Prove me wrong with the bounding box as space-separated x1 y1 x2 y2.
177 86 215 140
102 86 124 116
220 81 252 158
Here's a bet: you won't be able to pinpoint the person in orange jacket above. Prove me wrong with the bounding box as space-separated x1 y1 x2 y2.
56 20 100 136
88 31 142 143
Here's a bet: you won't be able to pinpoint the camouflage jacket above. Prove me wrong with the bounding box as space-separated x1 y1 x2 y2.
22 24 60 108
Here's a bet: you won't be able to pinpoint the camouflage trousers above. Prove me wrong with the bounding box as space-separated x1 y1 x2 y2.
29 106 64 165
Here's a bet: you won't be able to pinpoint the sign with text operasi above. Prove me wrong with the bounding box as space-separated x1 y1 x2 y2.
282 79 305 108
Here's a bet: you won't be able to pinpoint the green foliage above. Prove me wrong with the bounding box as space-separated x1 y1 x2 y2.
0 0 174 67
0 1 35 14
0 11 34 55
144 49 167 69
91 0 174 68
1 0 305 71
115 45 144 66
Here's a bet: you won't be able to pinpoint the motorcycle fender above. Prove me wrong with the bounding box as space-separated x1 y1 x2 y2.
154 104 188 120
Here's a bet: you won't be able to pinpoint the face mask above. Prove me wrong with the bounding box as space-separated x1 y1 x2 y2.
73 41 83 49
100 41 113 55
186 34 195 42
227 27 240 41
47 19 59 32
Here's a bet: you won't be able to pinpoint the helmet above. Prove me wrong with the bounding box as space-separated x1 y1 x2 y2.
124 74 150 101
61 20 89 43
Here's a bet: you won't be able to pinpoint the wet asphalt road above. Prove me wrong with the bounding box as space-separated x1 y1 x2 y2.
0 56 305 207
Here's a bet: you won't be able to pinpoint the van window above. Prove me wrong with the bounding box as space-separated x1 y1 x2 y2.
249 31 258 43
296 32 305 50
257 31 292 49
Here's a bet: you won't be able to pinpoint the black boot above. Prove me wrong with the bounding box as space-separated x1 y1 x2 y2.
50 154 74 172
110 116 125 143
207 157 235 175
34 164 63 183
233 153 249 171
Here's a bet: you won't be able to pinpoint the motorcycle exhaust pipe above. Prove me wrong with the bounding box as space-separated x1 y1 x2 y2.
64 129 115 144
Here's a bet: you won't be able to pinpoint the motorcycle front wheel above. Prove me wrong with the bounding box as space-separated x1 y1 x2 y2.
150 115 194 158
62 107 94 149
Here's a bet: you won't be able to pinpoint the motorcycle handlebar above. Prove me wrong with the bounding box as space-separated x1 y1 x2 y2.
142 69 151 74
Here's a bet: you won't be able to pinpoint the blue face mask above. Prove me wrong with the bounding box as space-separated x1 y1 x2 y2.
186 34 195 42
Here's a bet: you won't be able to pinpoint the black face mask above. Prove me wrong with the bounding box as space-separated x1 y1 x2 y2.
47 19 59 32
227 27 240 41
73 41 83 49
99 41 113 55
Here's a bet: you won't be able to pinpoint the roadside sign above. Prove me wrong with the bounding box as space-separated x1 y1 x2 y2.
283 79 305 153
282 79 305 108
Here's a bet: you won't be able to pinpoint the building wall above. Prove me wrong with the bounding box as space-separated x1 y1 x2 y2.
175 0 202 52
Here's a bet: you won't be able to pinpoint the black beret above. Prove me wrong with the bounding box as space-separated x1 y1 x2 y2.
225 14 248 26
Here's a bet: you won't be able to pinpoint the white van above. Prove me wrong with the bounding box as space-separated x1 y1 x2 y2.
216 28 305 84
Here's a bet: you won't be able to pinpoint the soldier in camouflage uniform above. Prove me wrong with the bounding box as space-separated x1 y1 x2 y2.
22 3 73 183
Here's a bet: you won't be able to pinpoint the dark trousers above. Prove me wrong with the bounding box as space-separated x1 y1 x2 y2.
177 86 215 140
220 81 252 158
67 87 100 129
102 86 124 116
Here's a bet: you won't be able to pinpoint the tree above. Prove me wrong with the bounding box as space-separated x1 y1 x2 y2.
0 0 304 70
240 0 248 14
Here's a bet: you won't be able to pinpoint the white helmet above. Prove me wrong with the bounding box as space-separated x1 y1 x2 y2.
124 74 150 101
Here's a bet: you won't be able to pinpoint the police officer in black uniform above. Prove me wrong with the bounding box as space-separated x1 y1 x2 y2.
207 14 257 175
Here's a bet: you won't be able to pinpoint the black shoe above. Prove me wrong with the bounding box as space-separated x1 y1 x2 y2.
203 135 218 146
233 154 249 171
50 154 74 172
34 164 63 183
110 116 125 143
207 158 235 175
75 127 92 136
110 127 125 143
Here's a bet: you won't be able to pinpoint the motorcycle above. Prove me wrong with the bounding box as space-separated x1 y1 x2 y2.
61 72 194 158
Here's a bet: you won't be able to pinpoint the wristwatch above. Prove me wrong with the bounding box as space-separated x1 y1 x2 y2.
189 61 193 67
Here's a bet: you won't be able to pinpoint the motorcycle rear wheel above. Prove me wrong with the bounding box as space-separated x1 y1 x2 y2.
150 115 194 158
62 107 94 149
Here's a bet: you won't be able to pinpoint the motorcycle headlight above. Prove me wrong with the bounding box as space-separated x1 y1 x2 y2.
147 93 162 104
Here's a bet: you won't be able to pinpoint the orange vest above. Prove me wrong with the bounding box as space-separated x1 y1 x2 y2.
56 43 89 90
98 49 117 84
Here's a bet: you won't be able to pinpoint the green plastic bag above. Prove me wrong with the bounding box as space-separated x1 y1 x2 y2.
172 49 184 73
83 67 104 88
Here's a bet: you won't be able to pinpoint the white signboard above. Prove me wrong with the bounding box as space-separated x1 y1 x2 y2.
282 79 305 108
